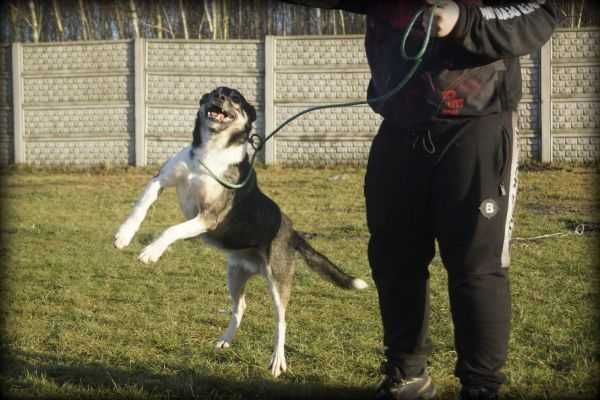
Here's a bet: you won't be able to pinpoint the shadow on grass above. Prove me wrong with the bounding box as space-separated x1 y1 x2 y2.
1 349 376 400
4 350 595 400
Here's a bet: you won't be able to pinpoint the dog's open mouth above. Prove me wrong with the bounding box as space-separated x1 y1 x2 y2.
207 105 234 123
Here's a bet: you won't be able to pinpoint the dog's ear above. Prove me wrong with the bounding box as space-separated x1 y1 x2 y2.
245 102 257 124
192 111 202 148
200 93 210 106
193 93 210 148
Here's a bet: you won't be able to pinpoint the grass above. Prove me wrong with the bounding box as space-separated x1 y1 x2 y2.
0 164 598 399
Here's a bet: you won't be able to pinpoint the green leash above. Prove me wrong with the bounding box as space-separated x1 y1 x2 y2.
199 5 436 190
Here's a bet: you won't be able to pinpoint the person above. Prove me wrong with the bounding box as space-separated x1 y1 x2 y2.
282 1 558 399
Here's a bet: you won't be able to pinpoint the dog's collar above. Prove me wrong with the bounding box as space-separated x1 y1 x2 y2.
190 147 255 190
189 146 248 167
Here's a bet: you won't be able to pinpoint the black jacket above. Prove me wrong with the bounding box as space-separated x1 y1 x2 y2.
285 1 559 128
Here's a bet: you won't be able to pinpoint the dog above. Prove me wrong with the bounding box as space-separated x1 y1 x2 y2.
113 86 367 377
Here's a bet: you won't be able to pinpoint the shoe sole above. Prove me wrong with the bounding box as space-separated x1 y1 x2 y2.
417 379 436 399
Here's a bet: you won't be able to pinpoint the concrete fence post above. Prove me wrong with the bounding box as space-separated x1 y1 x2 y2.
134 38 146 166
11 42 24 164
264 35 276 165
540 38 552 163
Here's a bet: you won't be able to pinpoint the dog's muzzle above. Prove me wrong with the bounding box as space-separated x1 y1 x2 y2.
207 102 234 123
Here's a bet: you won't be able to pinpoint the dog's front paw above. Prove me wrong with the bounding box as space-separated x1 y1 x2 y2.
114 223 136 249
138 241 167 264
269 350 287 378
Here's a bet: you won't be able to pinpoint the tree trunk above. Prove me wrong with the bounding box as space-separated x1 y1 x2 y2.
28 0 39 42
315 8 321 35
161 4 175 38
212 0 219 39
129 0 140 38
154 2 163 38
222 0 229 40
338 10 345 34
179 0 189 39
237 0 243 38
52 0 64 41
578 0 586 28
78 0 90 40
203 0 215 39
253 0 261 38
114 3 124 39
266 0 273 35
9 1 22 42
331 9 337 35
198 11 206 38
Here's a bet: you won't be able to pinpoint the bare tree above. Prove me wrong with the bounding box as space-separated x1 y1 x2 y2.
222 0 229 39
253 0 261 38
212 0 219 39
78 0 90 40
161 4 175 38
203 0 215 39
85 1 103 40
129 0 140 38
266 0 273 35
578 0 586 28
197 9 206 38
237 0 243 38
330 8 336 35
179 0 189 39
28 0 40 42
114 1 126 39
314 7 321 35
338 9 345 34
51 0 64 40
154 1 163 38
9 1 22 42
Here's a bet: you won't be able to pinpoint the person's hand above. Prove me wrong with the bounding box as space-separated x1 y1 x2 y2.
423 0 460 38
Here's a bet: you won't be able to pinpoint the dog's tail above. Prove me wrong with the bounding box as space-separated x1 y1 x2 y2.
292 231 368 290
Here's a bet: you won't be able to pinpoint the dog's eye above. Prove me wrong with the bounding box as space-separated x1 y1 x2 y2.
230 94 241 104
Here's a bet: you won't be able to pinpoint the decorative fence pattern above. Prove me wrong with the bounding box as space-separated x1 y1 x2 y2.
15 41 133 166
1 28 598 167
264 35 378 165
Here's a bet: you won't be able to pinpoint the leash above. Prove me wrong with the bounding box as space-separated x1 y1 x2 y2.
199 5 437 190
512 223 597 242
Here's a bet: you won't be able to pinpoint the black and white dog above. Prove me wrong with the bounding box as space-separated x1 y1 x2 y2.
114 87 367 377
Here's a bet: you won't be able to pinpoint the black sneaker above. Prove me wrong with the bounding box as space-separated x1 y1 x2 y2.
457 386 498 400
375 362 436 400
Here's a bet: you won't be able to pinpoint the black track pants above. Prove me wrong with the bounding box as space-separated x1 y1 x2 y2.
364 112 518 390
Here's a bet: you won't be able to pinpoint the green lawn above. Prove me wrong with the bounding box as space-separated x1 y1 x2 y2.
1 164 598 399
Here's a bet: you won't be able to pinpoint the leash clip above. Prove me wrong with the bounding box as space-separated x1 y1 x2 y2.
248 134 264 151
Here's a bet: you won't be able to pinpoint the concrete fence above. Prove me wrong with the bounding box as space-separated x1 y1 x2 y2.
1 29 599 167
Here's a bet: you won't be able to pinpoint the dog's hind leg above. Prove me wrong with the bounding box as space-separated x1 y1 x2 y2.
216 263 254 349
265 265 292 378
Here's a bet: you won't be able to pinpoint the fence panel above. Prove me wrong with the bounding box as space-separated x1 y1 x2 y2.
518 51 542 160
265 35 378 166
0 44 12 165
19 41 134 166
551 28 600 162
